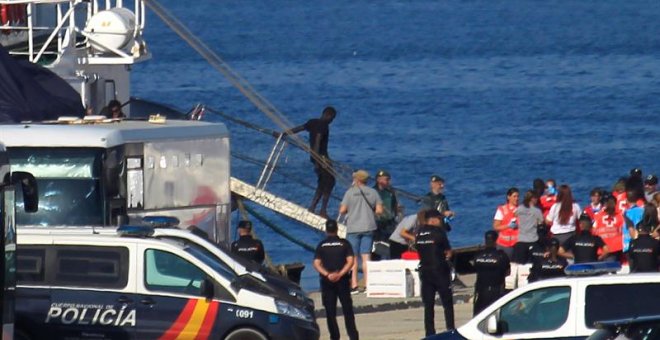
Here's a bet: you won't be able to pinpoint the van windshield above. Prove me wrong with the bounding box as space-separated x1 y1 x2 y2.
184 244 237 281
9 148 103 226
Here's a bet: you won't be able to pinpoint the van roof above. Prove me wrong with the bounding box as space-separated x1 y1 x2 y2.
17 228 179 248
1 120 229 148
527 272 660 286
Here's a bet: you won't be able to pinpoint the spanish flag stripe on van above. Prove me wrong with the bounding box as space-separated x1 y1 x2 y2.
176 299 212 339
195 301 220 340
159 299 198 340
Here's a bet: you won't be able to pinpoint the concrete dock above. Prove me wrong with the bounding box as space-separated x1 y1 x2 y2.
309 273 477 340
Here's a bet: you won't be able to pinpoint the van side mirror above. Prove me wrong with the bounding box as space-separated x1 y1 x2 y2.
486 314 508 335
201 278 214 301
11 171 38 213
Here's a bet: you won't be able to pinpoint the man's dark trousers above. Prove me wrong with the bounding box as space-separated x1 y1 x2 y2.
321 275 359 340
420 267 455 336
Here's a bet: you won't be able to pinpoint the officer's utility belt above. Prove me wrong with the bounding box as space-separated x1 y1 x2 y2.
416 263 449 272
477 285 504 291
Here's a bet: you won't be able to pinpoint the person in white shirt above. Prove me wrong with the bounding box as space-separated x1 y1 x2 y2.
546 184 581 245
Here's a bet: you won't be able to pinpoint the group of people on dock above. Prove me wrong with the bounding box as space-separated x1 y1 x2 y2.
492 170 660 272
312 170 458 339
280 107 660 338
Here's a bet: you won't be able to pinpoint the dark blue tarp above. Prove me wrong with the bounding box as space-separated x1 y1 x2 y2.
0 45 84 123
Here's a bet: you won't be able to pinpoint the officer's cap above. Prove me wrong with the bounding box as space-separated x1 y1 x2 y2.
537 223 548 235
484 230 498 242
376 170 390 178
430 175 444 183
424 209 443 220
237 220 252 230
549 237 560 248
638 222 653 233
325 219 338 233
578 213 592 226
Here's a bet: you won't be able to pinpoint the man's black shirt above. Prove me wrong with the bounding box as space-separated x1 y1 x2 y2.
415 225 451 270
303 118 330 159
537 257 568 280
314 235 354 276
474 247 510 289
231 235 265 264
562 232 605 263
629 234 660 273
527 240 548 282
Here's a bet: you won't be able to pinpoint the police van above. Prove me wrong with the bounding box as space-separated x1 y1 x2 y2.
19 224 314 312
15 227 320 340
428 263 660 340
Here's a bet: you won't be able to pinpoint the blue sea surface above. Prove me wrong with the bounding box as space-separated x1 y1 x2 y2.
133 0 660 291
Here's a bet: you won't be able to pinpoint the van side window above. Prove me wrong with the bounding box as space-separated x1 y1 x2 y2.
55 246 128 289
495 286 570 334
17 247 45 284
585 283 660 328
144 249 207 296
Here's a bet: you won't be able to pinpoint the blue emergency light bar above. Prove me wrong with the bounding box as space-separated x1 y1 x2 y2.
117 225 155 238
565 261 621 276
142 215 180 228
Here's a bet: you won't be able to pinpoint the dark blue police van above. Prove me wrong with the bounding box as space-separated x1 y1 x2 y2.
15 227 319 340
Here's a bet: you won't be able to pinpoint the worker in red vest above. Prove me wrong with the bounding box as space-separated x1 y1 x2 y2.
539 179 557 218
492 187 519 260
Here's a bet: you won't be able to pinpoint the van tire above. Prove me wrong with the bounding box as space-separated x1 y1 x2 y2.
224 327 268 340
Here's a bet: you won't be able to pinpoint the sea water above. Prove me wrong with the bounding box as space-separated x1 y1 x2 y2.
133 0 660 290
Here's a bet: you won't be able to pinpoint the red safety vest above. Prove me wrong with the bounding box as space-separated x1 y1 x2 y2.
495 204 518 247
540 194 556 218
613 191 627 214
592 210 623 253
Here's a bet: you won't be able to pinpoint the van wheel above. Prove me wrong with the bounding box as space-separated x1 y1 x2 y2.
224 327 268 340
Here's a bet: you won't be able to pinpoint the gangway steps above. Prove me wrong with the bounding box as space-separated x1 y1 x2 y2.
230 177 347 237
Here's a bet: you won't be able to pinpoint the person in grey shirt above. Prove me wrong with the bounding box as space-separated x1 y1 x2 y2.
512 190 544 264
339 169 383 292
389 212 421 259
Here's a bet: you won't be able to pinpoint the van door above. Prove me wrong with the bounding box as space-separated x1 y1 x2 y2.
477 285 577 339
136 245 235 339
580 281 660 334
46 245 136 339
15 246 50 339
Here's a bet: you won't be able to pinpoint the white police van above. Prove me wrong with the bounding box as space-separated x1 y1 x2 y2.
428 263 660 340
15 226 319 340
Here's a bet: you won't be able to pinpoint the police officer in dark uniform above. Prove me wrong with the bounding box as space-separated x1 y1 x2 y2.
415 209 455 336
559 214 609 263
628 223 660 273
421 175 455 231
527 224 550 283
313 219 359 340
230 221 265 265
374 170 399 241
537 238 568 280
473 230 510 316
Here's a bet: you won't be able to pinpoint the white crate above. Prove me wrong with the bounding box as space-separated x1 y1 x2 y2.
516 263 532 288
366 260 419 298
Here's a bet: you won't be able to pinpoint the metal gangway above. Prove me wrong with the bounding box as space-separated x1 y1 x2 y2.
230 176 347 238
